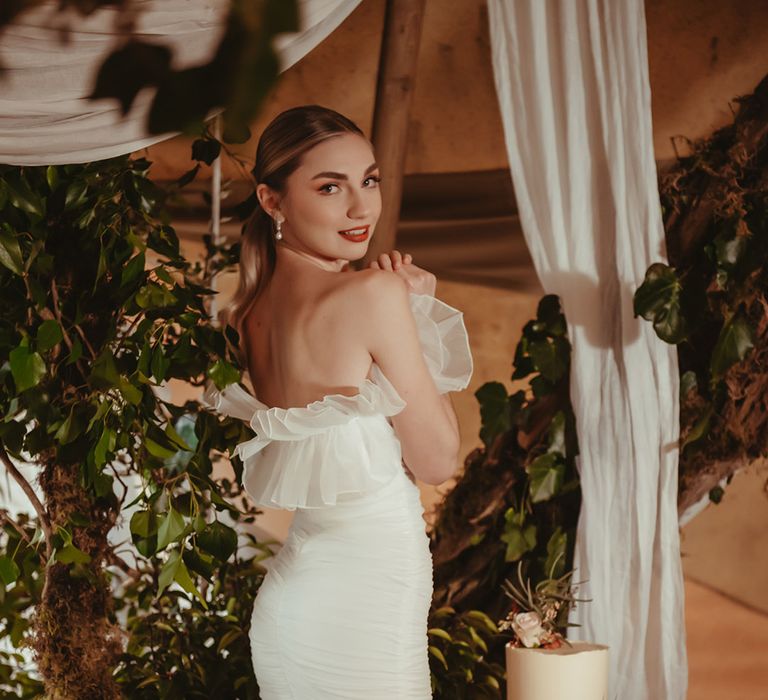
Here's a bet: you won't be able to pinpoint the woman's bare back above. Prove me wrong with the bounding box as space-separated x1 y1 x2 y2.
242 267 380 410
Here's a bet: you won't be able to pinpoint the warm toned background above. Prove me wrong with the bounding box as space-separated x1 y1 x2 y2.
146 1 768 697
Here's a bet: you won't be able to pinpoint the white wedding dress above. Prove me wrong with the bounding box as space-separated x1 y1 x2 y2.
205 293 473 700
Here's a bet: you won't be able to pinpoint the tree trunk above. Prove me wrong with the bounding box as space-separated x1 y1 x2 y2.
31 458 121 700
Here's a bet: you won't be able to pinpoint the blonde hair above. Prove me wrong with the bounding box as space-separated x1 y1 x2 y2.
225 105 366 352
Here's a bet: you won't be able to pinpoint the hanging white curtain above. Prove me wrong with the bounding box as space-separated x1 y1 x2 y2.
487 1 686 699
0 0 362 165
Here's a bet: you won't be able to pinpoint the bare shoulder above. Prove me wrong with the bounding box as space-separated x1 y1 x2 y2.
340 268 411 338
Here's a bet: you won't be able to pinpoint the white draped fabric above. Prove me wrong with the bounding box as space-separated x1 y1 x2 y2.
487 1 686 699
0 0 362 165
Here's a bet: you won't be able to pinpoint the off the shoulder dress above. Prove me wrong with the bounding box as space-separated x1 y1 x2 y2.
205 293 473 699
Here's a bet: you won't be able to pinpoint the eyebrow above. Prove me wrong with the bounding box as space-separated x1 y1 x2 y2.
311 162 379 181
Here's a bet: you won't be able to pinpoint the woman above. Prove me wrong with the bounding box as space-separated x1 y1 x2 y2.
207 105 473 699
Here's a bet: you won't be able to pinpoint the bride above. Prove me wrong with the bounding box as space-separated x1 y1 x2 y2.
207 104 473 698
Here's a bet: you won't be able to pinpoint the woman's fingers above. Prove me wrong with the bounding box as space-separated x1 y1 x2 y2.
369 251 412 271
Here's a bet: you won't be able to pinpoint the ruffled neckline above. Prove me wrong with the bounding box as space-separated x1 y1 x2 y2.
203 361 407 445
202 291 473 445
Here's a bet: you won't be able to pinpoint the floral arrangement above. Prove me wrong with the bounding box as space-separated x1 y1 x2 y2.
498 559 589 649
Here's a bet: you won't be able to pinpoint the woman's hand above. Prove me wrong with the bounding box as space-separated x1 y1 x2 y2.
369 250 436 297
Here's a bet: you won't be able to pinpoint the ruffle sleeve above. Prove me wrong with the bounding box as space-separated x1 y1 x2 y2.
202 365 408 510
202 292 473 510
408 293 473 393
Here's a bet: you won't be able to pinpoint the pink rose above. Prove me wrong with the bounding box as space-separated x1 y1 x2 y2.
512 612 545 648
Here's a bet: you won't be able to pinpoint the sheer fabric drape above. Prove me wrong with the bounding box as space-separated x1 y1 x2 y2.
487 1 687 698
0 0 362 165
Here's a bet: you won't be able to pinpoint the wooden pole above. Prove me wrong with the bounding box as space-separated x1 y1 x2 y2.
359 0 427 268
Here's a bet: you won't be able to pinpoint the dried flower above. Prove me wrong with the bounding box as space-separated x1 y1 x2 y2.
511 612 545 648
498 559 590 650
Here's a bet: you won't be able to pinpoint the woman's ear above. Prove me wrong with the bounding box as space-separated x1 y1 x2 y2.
256 183 281 219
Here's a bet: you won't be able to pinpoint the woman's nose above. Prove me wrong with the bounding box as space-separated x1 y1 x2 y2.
347 189 371 220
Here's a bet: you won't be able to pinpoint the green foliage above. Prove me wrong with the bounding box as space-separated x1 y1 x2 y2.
0 513 45 697
428 607 506 699
430 295 581 698
632 76 768 506
634 262 688 343
113 533 274 698
0 154 264 695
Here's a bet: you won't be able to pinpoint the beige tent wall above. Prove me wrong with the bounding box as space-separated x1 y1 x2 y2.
146 0 768 180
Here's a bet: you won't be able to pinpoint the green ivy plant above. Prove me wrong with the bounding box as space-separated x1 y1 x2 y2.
0 154 259 698
633 74 768 512
428 295 580 698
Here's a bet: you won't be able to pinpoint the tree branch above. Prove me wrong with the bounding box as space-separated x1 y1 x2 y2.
0 510 32 546
0 443 52 557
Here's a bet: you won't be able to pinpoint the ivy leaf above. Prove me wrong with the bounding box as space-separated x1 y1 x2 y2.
528 338 566 382
633 263 688 344
474 381 510 447
536 295 566 336
37 320 63 353
0 226 24 275
543 527 568 579
710 311 755 380
9 343 46 392
197 521 238 562
501 508 537 562
528 453 565 503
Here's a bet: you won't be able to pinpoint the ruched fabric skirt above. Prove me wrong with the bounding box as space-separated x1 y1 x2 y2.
249 469 434 699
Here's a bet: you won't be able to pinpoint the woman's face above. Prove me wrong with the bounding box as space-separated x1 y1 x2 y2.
263 132 382 265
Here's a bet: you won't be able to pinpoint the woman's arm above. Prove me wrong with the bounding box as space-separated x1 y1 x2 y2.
355 270 461 485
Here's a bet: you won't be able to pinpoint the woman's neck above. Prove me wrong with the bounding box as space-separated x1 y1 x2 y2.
275 241 349 273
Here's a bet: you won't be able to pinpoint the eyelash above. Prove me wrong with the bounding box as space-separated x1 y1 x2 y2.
319 176 381 194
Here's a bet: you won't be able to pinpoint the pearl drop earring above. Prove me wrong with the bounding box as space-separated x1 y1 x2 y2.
275 215 283 241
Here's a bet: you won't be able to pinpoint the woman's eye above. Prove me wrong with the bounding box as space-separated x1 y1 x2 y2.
365 176 381 187
319 183 339 194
